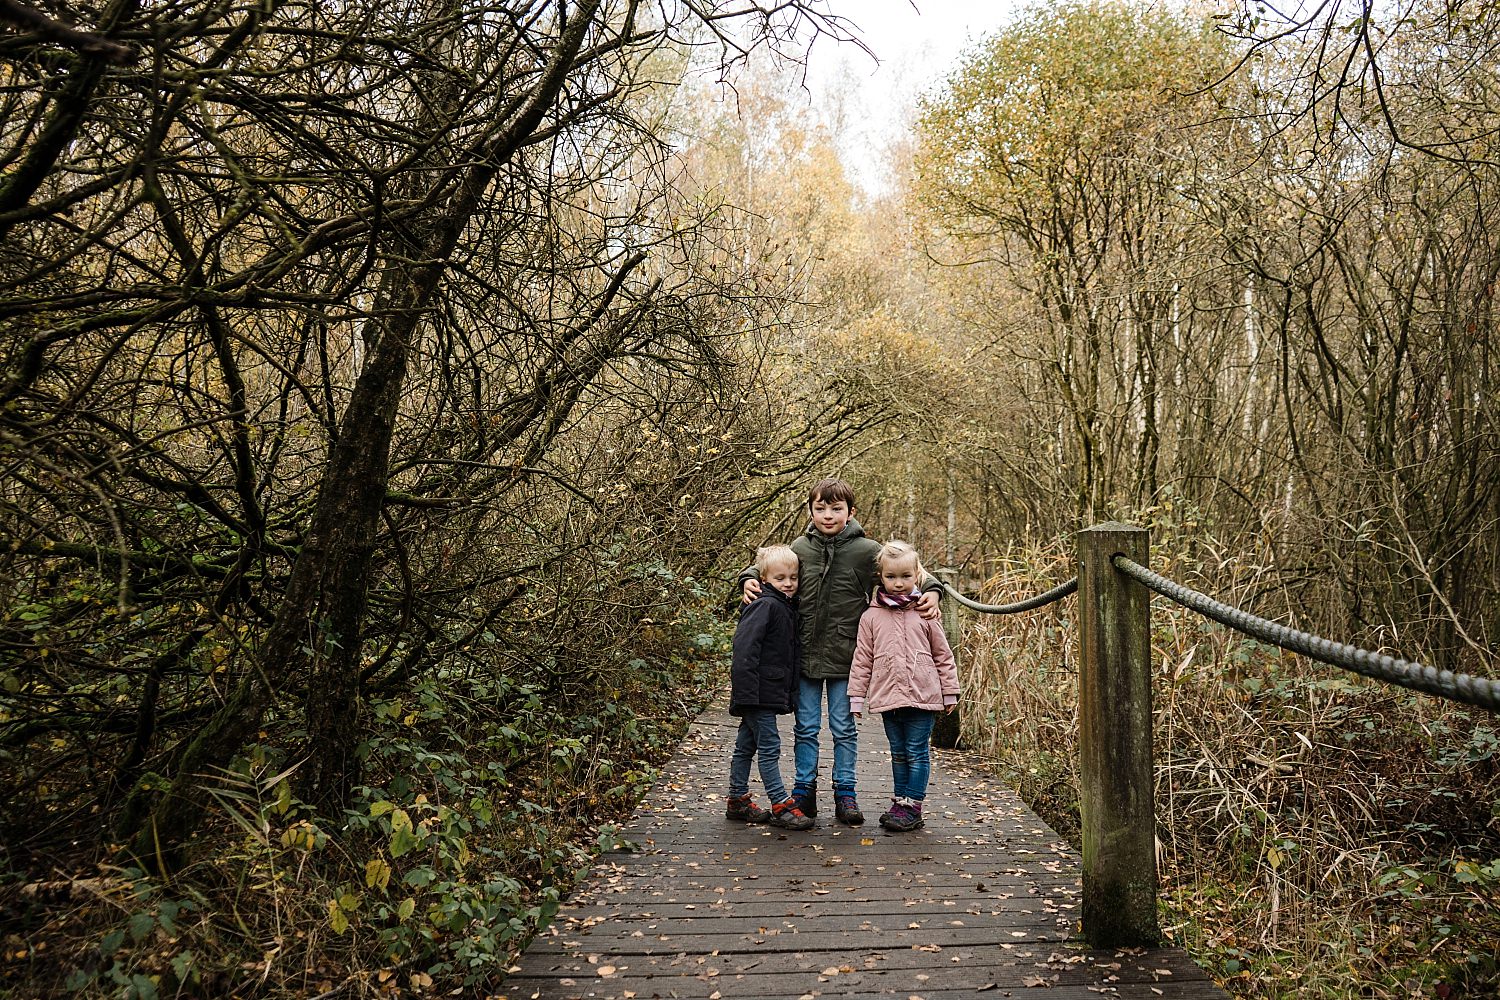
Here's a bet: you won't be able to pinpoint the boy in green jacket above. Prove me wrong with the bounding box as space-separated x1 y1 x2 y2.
740 478 942 825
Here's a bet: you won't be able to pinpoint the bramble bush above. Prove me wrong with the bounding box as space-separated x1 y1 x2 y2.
11 566 730 999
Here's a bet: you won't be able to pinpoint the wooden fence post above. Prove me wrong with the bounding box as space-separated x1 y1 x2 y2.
931 568 962 749
1076 522 1159 947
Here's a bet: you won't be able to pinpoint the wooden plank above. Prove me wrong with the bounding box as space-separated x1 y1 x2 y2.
509 942 1214 981
502 709 1226 1000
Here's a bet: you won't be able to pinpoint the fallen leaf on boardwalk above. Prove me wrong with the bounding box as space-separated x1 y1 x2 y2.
908 922 921 928
814 889 830 895
1152 990 1164 996
596 966 615 977
1022 976 1051 987
914 944 942 952
1153 969 1172 976
860 838 875 846
821 967 841 976
978 985 998 992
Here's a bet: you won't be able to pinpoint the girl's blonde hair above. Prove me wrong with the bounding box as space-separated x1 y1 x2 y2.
876 539 924 577
754 544 798 576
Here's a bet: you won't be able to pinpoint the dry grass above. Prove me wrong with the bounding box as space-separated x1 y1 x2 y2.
955 542 1500 997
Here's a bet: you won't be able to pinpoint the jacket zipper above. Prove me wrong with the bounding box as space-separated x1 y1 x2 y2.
814 532 837 652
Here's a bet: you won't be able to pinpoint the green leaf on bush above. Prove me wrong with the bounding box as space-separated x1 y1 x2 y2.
397 897 416 921
369 800 395 817
128 910 155 943
366 858 392 890
328 900 349 935
390 809 420 857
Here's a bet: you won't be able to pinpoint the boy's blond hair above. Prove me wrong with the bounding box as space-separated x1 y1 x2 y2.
754 544 798 576
875 539 924 577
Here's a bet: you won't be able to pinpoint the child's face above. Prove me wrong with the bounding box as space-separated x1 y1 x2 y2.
880 556 921 595
809 495 852 537
764 560 799 597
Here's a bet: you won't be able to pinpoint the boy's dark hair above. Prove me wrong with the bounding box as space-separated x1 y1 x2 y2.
807 477 855 510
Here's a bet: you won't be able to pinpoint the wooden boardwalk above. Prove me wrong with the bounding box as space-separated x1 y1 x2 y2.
504 710 1227 999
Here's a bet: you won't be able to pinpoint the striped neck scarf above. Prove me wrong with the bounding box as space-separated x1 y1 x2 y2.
876 587 921 609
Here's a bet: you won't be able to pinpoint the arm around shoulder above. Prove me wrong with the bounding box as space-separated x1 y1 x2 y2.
736 563 762 603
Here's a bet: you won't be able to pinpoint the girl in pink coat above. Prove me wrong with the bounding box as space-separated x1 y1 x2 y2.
848 541 960 832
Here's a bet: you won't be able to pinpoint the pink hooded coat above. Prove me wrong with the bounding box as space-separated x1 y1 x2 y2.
847 594 960 715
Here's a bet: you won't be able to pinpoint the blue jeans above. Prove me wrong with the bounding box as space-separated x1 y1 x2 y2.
882 707 937 800
727 709 788 803
794 676 857 795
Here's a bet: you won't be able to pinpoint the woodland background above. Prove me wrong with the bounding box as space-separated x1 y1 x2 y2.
0 0 1495 996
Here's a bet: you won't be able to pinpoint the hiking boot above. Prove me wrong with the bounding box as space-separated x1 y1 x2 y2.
725 794 771 824
878 798 897 827
791 781 817 818
834 794 864 827
880 796 924 832
769 798 815 831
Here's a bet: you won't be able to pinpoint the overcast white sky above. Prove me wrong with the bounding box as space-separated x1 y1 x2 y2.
799 0 1026 194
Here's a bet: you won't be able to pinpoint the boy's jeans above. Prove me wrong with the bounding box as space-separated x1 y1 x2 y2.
881 707 936 800
727 708 788 803
793 676 856 795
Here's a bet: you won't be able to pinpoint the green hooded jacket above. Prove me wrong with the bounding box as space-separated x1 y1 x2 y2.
790 518 883 679
740 518 940 680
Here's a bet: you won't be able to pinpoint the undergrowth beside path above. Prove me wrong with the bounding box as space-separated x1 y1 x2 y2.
0 584 729 999
957 533 1500 999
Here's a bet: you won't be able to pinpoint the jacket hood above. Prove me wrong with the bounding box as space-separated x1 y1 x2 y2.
802 516 868 544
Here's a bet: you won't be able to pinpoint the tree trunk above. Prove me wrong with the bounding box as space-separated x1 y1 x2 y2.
125 0 604 862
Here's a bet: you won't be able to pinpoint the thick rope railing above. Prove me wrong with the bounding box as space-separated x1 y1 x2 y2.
938 576 1078 614
1112 555 1500 713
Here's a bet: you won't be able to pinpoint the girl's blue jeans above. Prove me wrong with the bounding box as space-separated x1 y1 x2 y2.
793 676 856 795
881 707 937 800
727 708 788 803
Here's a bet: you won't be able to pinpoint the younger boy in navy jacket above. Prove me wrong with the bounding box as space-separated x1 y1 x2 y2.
726 545 814 831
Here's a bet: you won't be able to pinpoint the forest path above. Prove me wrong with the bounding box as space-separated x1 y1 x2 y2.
503 707 1227 999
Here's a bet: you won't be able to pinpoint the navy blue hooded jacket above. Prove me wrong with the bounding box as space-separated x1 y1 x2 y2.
730 587 801 716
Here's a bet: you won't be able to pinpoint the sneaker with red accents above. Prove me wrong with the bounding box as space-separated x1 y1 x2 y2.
769 798 815 831
725 794 771 824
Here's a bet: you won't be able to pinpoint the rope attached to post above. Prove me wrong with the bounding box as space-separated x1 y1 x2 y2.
1111 555 1500 713
937 577 1078 615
